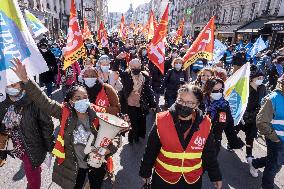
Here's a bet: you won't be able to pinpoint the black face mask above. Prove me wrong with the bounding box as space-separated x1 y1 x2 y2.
132 69 141 75
175 103 194 118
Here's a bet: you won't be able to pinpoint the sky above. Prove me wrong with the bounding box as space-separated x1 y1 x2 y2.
108 0 151 13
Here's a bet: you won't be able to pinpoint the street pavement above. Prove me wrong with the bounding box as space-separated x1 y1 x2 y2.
0 88 283 189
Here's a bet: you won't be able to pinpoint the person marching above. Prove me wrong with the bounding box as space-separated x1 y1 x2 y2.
203 77 244 154
0 80 54 189
162 57 188 108
248 74 284 189
120 58 156 144
139 83 222 189
11 59 119 189
236 65 267 162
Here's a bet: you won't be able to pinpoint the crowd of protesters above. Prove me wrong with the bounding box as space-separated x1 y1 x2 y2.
0 30 283 189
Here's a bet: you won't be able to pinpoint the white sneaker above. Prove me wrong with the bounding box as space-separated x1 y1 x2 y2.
247 157 259 177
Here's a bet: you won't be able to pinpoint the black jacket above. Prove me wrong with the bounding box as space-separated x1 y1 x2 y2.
243 85 267 124
120 70 156 115
148 61 164 94
39 50 57 83
0 95 54 167
162 68 188 98
139 106 222 182
203 97 244 152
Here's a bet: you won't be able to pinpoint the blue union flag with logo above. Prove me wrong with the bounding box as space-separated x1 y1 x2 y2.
0 0 48 101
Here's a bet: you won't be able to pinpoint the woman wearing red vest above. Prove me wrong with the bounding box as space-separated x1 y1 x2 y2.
81 66 120 116
11 59 120 189
140 83 222 189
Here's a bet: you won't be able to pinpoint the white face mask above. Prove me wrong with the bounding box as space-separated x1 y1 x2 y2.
41 48 47 52
84 78 97 88
210 92 223 101
254 79 263 86
6 87 21 96
73 99 90 113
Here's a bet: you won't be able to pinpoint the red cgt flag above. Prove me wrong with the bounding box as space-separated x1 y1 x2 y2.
63 0 86 69
183 16 215 69
82 18 92 40
172 18 185 45
147 4 169 74
98 21 109 47
119 14 127 41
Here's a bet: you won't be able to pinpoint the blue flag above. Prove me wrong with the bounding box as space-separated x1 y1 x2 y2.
245 42 253 60
0 0 48 102
235 41 243 51
211 39 227 64
250 36 267 57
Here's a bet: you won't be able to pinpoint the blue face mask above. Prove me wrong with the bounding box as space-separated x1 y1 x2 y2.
86 44 92 49
142 50 147 56
101 65 110 73
175 63 182 71
73 99 90 113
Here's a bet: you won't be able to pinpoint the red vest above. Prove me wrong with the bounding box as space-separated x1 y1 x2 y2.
93 86 110 129
154 111 211 184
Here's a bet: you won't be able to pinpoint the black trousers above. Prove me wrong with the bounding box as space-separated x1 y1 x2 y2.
127 106 146 143
74 164 106 189
151 172 202 189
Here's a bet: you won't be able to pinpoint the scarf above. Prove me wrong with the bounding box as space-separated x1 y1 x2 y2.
131 72 145 93
205 97 229 121
52 104 70 164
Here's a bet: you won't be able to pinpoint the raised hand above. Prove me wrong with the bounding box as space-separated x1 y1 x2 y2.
10 58 29 83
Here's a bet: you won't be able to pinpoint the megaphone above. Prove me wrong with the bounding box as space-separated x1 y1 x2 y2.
84 112 129 168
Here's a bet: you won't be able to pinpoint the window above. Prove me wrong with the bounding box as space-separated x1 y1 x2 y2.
47 3 50 9
222 9 227 23
230 7 235 23
250 3 256 20
239 5 244 22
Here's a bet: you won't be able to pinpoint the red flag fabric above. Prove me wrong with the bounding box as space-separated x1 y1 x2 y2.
147 10 155 40
82 18 92 40
183 16 215 69
172 18 185 45
63 0 86 69
98 21 109 47
147 4 169 74
119 14 127 41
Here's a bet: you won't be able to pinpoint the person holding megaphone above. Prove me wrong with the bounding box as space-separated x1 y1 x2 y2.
10 58 123 189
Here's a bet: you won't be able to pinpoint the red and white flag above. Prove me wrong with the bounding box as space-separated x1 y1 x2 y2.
183 16 215 69
63 0 86 69
147 4 169 74
98 21 108 47
82 18 92 40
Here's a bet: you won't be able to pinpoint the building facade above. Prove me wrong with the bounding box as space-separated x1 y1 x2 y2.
18 0 108 38
108 12 122 32
133 3 150 25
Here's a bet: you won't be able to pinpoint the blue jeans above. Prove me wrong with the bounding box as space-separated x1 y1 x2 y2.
252 139 284 189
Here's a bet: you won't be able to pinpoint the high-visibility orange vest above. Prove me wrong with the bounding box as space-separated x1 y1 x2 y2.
154 111 211 184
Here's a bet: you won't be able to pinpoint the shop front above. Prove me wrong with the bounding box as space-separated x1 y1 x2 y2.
265 18 284 50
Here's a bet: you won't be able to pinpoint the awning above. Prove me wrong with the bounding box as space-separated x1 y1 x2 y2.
264 17 284 32
217 24 242 34
236 18 269 33
265 17 284 25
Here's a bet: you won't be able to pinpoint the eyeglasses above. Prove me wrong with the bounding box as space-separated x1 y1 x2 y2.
212 88 224 93
176 98 197 108
201 74 211 78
